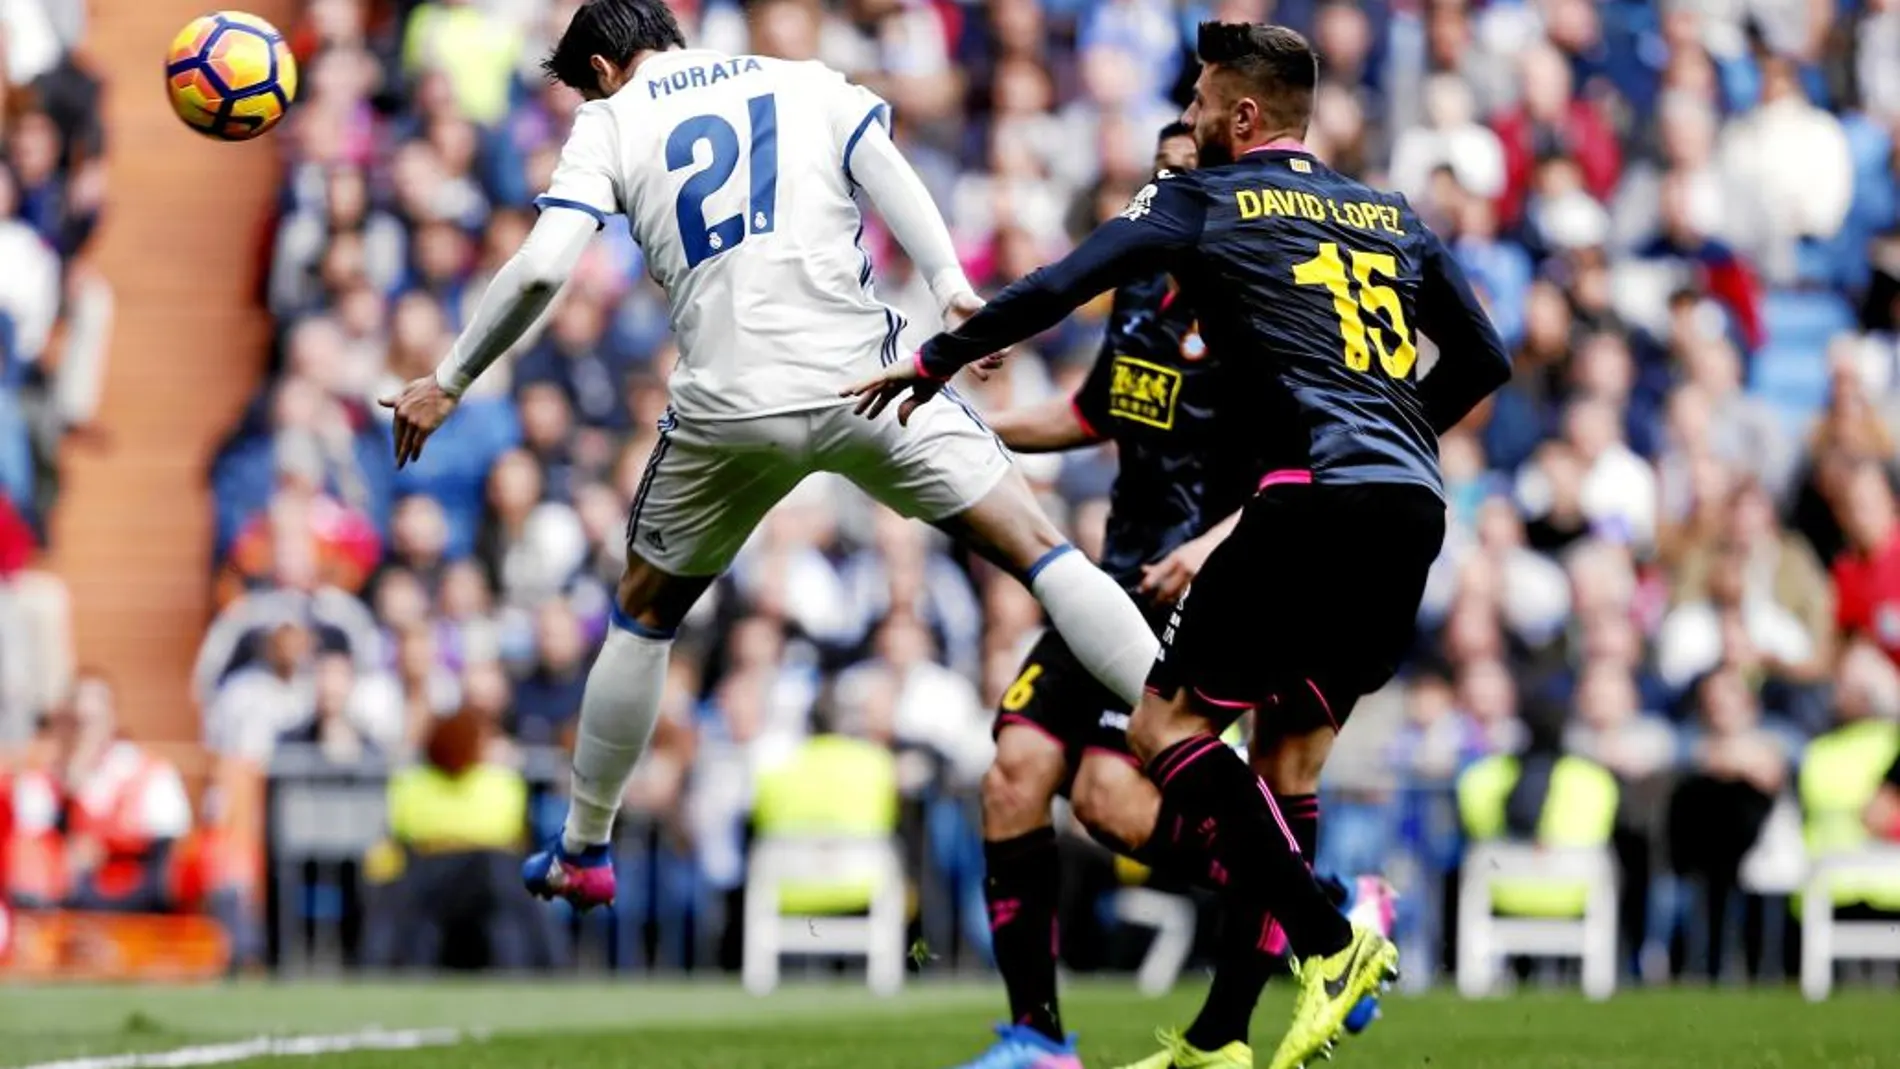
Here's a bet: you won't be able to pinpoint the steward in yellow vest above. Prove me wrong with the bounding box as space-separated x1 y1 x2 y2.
1457 716 1619 918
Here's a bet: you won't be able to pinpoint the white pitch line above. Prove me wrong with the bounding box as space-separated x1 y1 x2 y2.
14 1027 475 1069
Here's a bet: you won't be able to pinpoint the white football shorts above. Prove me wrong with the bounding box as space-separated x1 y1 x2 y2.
626 392 1012 576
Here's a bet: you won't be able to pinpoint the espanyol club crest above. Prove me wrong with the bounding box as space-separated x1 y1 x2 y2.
1181 322 1207 361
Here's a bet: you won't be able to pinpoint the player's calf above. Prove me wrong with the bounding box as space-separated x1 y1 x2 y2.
1069 751 1160 858
983 727 1069 838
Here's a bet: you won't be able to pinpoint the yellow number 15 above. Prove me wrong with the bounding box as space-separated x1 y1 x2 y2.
1292 242 1418 378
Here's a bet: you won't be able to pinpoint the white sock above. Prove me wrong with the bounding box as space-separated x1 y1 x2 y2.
561 623 672 853
1028 546 1159 708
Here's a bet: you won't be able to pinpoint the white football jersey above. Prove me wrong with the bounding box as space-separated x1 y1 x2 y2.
539 50 907 421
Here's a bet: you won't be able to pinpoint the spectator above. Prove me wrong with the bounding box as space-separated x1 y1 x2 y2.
1831 462 1900 669
10 673 193 912
279 652 389 763
1518 398 1656 551
477 449 584 608
1674 481 1834 669
401 0 523 125
1656 533 1817 695
1563 659 1677 782
208 618 318 761
0 169 61 368
512 600 591 745
394 622 462 748
216 429 382 607
1668 668 1791 977
1716 55 1852 283
1491 42 1621 226
361 709 552 970
1388 75 1505 206
837 613 990 784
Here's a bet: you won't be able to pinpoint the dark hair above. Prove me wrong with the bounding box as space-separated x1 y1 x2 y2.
1156 121 1195 145
543 0 687 92
1195 21 1317 132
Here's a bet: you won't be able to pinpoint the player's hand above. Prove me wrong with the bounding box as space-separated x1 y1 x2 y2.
841 359 943 425
379 376 459 469
1138 533 1219 604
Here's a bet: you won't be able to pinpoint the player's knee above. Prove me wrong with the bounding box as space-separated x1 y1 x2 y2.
982 741 1063 835
614 560 707 635
1127 694 1201 764
1071 757 1156 851
1251 726 1332 795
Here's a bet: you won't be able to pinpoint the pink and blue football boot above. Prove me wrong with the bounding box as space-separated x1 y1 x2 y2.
522 841 617 911
946 1024 1085 1069
1340 875 1399 1033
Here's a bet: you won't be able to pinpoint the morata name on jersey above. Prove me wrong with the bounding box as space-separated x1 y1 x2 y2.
649 56 766 100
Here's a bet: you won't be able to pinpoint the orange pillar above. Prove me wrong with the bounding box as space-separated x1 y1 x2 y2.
48 0 299 745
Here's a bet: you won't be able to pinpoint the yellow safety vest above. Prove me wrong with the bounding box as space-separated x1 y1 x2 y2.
401 5 521 124
1797 718 1900 913
1457 754 1619 918
386 763 528 852
752 735 900 915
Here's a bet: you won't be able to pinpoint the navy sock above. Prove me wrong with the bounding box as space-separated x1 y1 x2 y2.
1146 737 1350 958
984 828 1063 1042
1182 792 1324 1050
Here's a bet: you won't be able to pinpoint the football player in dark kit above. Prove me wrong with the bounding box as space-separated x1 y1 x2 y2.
942 124 1392 1069
847 23 1510 1069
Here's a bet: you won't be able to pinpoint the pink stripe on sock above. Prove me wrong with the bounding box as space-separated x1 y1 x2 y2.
990 897 1021 930
1255 777 1304 857
1159 737 1222 787
1193 687 1256 711
1259 916 1289 955
1306 678 1338 731
1258 468 1313 490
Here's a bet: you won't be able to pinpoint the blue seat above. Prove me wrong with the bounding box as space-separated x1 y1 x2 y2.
1761 290 1854 348
1750 342 1831 433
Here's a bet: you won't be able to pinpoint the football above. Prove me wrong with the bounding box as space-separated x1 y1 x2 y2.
164 11 298 141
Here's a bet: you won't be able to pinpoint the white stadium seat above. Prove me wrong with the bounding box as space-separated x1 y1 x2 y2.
742 835 907 997
1799 847 1900 1001
1456 843 1618 1001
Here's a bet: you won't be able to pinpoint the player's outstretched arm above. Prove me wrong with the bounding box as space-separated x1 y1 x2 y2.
380 207 597 467
1414 230 1512 435
843 176 1204 422
846 118 978 321
986 396 1102 453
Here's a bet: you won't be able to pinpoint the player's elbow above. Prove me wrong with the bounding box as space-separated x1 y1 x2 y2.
515 251 570 292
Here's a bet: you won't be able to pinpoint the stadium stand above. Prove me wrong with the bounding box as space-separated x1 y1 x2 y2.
11 0 1900 990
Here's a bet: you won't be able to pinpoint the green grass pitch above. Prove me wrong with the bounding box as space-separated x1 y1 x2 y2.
1 980 1895 1068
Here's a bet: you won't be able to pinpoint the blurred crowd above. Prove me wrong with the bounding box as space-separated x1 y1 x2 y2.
0 0 103 743
0 0 145 936
11 0 1900 978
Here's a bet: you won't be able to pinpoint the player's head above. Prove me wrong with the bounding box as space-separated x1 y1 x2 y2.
1155 121 1198 173
1185 21 1317 165
544 0 688 100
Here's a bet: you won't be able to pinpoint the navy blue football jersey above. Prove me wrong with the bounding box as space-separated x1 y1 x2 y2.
922 147 1510 499
1072 271 1252 595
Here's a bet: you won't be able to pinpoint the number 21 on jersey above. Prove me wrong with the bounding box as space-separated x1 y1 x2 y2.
667 94 778 268
1293 242 1418 378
